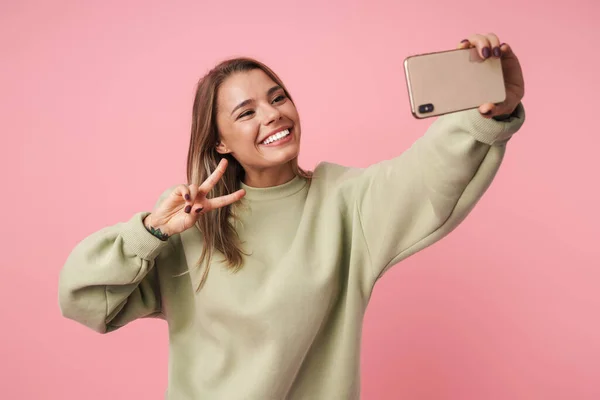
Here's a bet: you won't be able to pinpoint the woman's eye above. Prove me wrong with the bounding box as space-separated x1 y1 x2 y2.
238 110 254 119
272 95 286 103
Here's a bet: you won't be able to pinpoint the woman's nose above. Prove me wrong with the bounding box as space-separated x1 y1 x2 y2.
262 104 282 125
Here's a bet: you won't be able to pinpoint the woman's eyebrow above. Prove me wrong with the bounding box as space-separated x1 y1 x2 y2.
230 85 283 116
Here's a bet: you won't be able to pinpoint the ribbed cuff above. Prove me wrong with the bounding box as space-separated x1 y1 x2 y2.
461 102 526 145
120 212 169 261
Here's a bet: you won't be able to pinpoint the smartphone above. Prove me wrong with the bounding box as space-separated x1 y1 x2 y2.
403 47 506 119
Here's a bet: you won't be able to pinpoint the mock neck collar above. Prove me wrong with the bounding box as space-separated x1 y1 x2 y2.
240 175 308 201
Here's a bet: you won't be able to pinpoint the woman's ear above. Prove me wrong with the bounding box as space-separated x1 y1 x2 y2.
215 140 232 155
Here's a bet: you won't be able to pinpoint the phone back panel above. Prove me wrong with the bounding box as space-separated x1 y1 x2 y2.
404 47 506 118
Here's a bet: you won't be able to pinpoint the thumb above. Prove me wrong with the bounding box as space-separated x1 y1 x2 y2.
478 92 518 118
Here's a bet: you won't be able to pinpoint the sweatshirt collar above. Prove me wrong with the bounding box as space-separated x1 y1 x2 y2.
240 175 308 201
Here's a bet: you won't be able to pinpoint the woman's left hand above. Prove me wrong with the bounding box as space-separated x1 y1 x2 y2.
457 33 525 118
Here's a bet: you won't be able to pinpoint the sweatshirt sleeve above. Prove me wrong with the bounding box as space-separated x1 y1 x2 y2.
58 208 171 334
354 103 525 283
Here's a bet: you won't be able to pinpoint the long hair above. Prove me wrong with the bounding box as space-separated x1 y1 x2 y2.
186 57 312 291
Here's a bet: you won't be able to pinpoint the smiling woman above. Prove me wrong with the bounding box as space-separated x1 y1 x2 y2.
58 33 526 400
183 59 313 287
214 68 303 187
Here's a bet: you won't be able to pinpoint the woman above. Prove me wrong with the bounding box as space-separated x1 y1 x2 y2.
59 33 525 399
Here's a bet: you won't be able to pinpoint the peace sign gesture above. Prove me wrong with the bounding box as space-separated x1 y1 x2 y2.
143 159 246 239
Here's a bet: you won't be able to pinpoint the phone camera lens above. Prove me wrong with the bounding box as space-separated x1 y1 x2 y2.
418 103 434 113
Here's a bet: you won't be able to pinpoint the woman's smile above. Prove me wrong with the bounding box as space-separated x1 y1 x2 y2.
260 127 294 146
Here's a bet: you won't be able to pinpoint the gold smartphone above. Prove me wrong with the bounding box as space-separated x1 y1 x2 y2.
403 47 506 119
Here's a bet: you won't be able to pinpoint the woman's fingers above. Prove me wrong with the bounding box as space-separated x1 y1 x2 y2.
499 42 516 61
172 184 191 204
472 34 492 59
191 188 246 218
464 33 492 59
458 33 503 59
478 102 497 117
182 157 246 216
183 184 199 214
191 203 205 216
457 39 471 49
197 158 229 197
457 33 515 118
484 33 502 58
203 189 246 212
479 91 519 117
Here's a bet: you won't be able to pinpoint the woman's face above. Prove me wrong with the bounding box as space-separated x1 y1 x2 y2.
215 69 301 185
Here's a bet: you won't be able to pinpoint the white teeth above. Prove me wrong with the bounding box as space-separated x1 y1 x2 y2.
263 129 290 144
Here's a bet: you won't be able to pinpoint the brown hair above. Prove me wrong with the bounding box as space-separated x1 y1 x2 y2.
186 57 312 291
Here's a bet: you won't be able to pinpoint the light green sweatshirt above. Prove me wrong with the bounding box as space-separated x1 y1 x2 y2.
59 104 525 399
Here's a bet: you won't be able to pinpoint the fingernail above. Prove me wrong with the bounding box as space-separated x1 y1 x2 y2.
493 46 501 57
195 207 203 214
460 39 469 43
184 205 192 213
500 42 506 47
482 47 491 58
185 194 190 201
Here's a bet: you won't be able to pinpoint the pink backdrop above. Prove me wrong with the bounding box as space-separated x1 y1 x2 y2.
2 0 599 398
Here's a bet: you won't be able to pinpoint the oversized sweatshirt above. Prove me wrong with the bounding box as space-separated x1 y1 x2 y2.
58 103 525 399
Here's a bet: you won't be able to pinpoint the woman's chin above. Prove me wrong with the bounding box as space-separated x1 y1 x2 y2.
261 144 300 163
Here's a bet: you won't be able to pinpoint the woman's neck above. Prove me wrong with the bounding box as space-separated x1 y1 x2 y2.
242 164 296 188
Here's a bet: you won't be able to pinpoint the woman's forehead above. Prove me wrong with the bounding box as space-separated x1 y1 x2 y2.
219 70 278 104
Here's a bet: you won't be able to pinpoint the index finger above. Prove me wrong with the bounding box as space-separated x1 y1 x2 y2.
197 158 229 196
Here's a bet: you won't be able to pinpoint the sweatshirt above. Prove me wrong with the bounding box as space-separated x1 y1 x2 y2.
58 103 525 399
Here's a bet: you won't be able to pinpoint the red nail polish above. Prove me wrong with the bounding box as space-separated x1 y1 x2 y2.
185 194 190 201
184 205 192 213
482 47 491 58
195 207 203 214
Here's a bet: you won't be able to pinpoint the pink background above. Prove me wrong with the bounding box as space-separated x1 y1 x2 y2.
2 0 599 398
